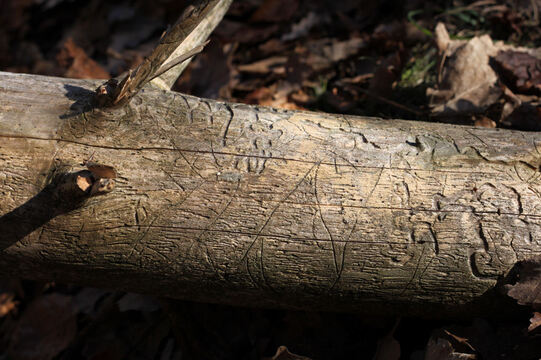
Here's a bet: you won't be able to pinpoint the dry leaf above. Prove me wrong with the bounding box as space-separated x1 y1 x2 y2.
237 56 287 74
493 50 541 95
369 49 406 97
175 40 235 99
372 319 400 360
424 337 476 360
215 19 280 44
56 38 110 79
265 346 312 360
528 312 541 333
443 329 476 352
429 23 541 118
501 102 541 131
0 292 18 317
117 293 161 312
250 0 299 23
474 116 496 128
56 38 111 79
8 294 77 360
281 12 322 41
505 255 541 310
428 23 502 115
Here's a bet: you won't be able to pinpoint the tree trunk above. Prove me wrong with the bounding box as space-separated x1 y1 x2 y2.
1 71 540 315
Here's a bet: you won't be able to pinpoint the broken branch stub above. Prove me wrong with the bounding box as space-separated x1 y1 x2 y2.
57 168 116 200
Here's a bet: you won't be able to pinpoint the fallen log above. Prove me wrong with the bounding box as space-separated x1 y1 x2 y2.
1 69 540 316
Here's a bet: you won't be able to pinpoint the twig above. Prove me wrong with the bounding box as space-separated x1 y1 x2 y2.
152 0 233 89
148 41 209 82
95 0 224 108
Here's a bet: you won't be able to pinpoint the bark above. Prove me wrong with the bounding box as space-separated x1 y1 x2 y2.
1 71 540 315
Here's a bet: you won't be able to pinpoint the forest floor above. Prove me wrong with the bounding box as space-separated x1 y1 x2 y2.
1 0 541 359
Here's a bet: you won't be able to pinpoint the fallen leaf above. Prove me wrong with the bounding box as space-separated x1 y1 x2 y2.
237 56 287 74
372 318 400 360
281 12 322 41
175 40 236 100
244 85 276 104
72 287 109 315
250 0 299 23
428 23 502 116
528 312 541 333
443 329 476 352
216 20 280 44
265 346 312 360
289 88 311 105
473 116 496 128
244 82 304 110
284 37 366 86
505 255 541 310
372 21 425 50
424 337 476 360
117 293 161 312
501 102 541 131
0 292 18 317
492 50 541 95
259 38 288 56
369 49 407 97
309 37 366 64
8 293 77 360
56 38 110 79
428 22 541 119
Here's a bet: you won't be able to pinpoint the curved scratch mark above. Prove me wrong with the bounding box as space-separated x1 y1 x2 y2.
162 169 186 191
259 230 278 293
329 218 357 291
173 144 204 179
365 167 384 204
314 164 339 275
127 180 205 260
190 181 241 275
240 162 319 266
400 245 426 296
220 104 234 146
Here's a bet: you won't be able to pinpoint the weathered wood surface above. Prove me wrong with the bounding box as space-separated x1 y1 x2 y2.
1 71 541 314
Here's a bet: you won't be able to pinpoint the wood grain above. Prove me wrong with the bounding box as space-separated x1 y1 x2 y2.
1 71 540 315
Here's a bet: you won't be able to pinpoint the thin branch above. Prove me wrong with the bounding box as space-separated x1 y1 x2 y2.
95 0 225 108
148 41 209 82
152 0 233 89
